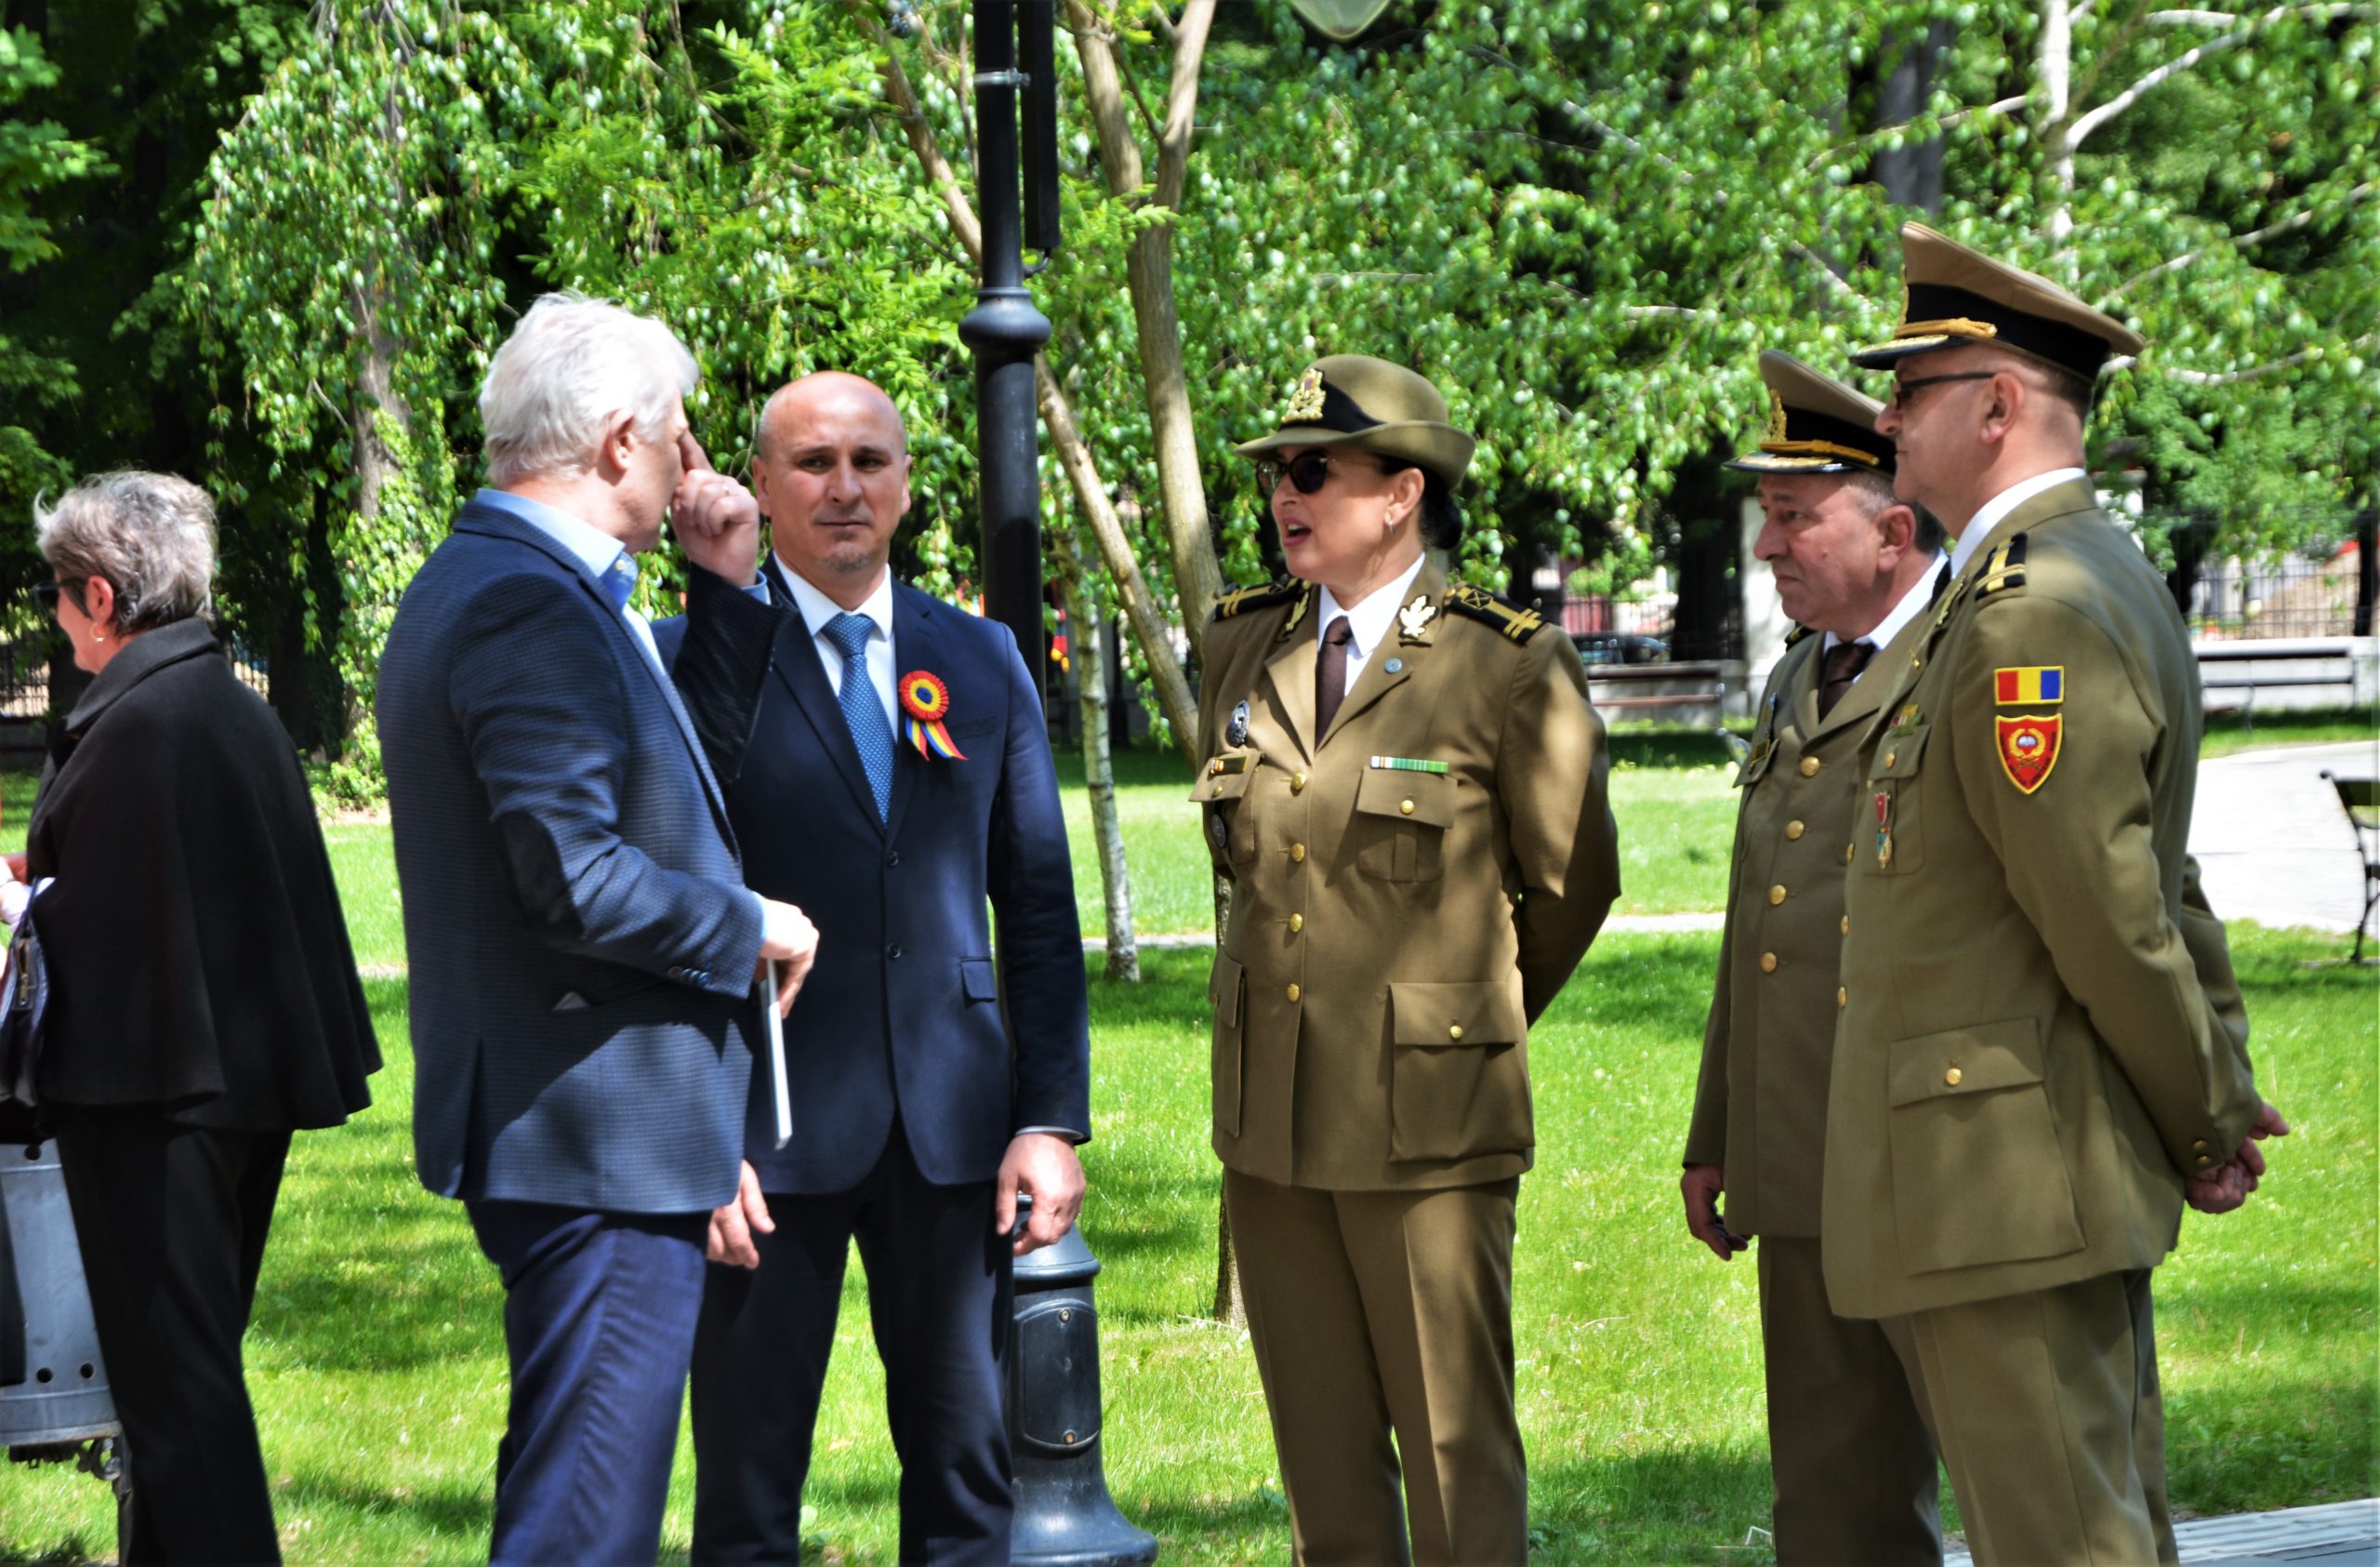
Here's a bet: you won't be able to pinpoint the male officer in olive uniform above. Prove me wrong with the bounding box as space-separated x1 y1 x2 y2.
1681 351 1950 1562
1195 355 1620 1564
1826 224 2287 1564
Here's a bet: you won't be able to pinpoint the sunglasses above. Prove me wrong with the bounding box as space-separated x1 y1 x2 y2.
1884 370 1996 413
1256 451 1377 497
33 578 86 612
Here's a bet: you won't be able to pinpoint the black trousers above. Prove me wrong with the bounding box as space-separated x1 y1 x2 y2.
48 1109 290 1566
689 1127 1014 1565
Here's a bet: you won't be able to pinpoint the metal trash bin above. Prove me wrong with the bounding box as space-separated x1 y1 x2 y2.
1 1136 129 1537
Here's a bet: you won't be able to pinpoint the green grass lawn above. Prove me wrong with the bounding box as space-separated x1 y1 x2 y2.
0 930 2367 1563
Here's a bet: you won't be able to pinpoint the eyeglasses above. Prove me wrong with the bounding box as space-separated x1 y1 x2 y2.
1256 451 1375 497
33 578 86 612
1885 370 1996 413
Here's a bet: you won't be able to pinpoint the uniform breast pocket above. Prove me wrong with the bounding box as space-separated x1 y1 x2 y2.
1349 767 1456 883
1189 761 1259 867
1862 724 1931 876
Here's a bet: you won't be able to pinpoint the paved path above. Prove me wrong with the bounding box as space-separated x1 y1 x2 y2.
2191 739 2379 935
1944 1498 2377 1565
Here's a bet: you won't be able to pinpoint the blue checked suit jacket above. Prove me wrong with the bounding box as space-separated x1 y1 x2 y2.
654 573 1090 1193
377 500 766 1215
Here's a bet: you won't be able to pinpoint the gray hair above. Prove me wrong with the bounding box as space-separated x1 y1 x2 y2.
1843 467 1947 554
480 291 699 487
33 471 218 632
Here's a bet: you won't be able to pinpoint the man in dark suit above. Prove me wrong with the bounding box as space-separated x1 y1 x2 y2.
659 372 1091 1565
377 292 821 1565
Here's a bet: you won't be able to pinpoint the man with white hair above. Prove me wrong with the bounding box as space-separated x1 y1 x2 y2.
378 292 820 1564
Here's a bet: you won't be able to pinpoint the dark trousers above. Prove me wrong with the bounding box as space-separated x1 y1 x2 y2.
690 1129 1013 1565
49 1109 290 1566
466 1201 709 1567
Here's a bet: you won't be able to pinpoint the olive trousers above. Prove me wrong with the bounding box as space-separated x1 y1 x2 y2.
1225 1167 1525 1567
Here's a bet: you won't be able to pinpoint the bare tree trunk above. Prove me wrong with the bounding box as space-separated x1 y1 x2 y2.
2040 0 2076 245
1873 22 1952 212
1056 557 1140 981
1068 0 1225 632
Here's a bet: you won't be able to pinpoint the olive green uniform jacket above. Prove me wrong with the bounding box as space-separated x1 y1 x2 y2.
1683 605 1933 1239
1824 479 2262 1319
1196 563 1622 1191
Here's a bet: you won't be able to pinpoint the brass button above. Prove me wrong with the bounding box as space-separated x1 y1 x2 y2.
1799 756 1821 777
1448 1024 1464 1042
1289 843 1306 863
1945 1066 1963 1086
2191 1139 2209 1152
1400 799 1415 816
1291 770 1308 792
1837 987 1848 1008
1785 819 1805 841
1211 783 1225 798
1844 843 1856 865
1768 884 1787 906
1911 654 1924 671
2196 1153 2213 1167
1884 750 1898 769
1286 983 1302 1003
1759 952 1778 974
1288 912 1304 933
1840 915 1851 935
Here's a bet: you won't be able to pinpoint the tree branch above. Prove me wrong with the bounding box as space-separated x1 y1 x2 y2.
1152 3 1214 210
2107 333 2376 383
2067 4 2378 150
1937 92 2030 129
2109 179 2377 297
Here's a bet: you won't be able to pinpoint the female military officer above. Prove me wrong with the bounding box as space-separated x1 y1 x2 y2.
1197 355 1621 1565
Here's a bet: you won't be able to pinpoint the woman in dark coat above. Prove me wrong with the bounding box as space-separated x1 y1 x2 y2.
22 470 378 1563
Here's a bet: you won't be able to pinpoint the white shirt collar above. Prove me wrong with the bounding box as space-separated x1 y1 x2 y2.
1316 552 1429 660
474 486 628 584
1823 553 1949 657
1949 468 2088 578
775 556 895 642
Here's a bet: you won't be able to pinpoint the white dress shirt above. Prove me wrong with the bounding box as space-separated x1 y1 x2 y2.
1315 551 1430 701
1949 467 2088 578
474 487 668 676
775 558 898 734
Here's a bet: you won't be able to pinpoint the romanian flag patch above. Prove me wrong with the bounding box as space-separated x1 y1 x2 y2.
1996 715 2061 793
1994 665 2063 705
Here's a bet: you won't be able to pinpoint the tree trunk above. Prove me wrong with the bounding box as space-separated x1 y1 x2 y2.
2040 0 2076 244
1872 22 1952 212
1057 563 1140 981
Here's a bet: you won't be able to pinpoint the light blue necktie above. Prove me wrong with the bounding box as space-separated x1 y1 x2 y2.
823 612 892 821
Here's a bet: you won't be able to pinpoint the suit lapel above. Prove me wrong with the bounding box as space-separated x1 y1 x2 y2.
1322 563 1441 748
1259 600 1321 764
764 569 886 830
882 588 934 844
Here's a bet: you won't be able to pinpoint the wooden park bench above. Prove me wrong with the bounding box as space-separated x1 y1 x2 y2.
2197 641 2365 733
1584 661 1730 725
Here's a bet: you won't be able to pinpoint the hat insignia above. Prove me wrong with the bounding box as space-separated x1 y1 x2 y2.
1286 366 1327 423
1764 390 1789 444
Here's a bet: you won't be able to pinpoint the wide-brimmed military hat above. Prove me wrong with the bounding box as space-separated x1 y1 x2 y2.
1851 221 2146 382
1236 355 1477 486
1726 351 1894 475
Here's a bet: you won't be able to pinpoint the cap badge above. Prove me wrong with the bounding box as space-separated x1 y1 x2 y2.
1396 593 1437 644
1286 366 1328 423
1764 390 1790 444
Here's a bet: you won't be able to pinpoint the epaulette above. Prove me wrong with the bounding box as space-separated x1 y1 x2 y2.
1444 582 1548 644
1977 532 2029 599
1783 623 1814 647
1210 578 1302 622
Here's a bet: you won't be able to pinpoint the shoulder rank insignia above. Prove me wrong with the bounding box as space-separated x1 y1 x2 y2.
1443 583 1548 644
1994 666 2063 705
1995 714 2061 793
1977 532 2029 599
1395 592 1438 644
1783 623 1813 647
1210 578 1302 622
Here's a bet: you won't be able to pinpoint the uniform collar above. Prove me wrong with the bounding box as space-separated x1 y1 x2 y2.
1949 468 2086 578
1822 553 1949 657
1316 551 1428 664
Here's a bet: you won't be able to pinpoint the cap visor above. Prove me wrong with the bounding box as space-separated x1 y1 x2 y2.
1848 334 1955 369
1233 429 1375 460
1726 454 1867 473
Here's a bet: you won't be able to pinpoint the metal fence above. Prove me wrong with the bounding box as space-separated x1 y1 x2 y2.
0 635 271 728
2158 510 2376 643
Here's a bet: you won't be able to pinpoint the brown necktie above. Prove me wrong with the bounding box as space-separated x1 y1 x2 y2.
1316 615 1354 738
1818 639 1875 718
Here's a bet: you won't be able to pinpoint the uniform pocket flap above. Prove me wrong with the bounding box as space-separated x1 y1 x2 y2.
1390 978 1525 1046
1355 766 1455 828
1209 950 1245 1025
959 957 998 1003
1871 724 1932 780
1887 1017 2043 1107
1190 760 1256 803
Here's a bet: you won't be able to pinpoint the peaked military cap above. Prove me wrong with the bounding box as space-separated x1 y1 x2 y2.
1726 351 1894 475
1236 354 1477 487
1851 222 2147 383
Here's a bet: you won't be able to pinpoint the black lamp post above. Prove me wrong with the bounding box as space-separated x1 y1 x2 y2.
959 5 1156 1562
